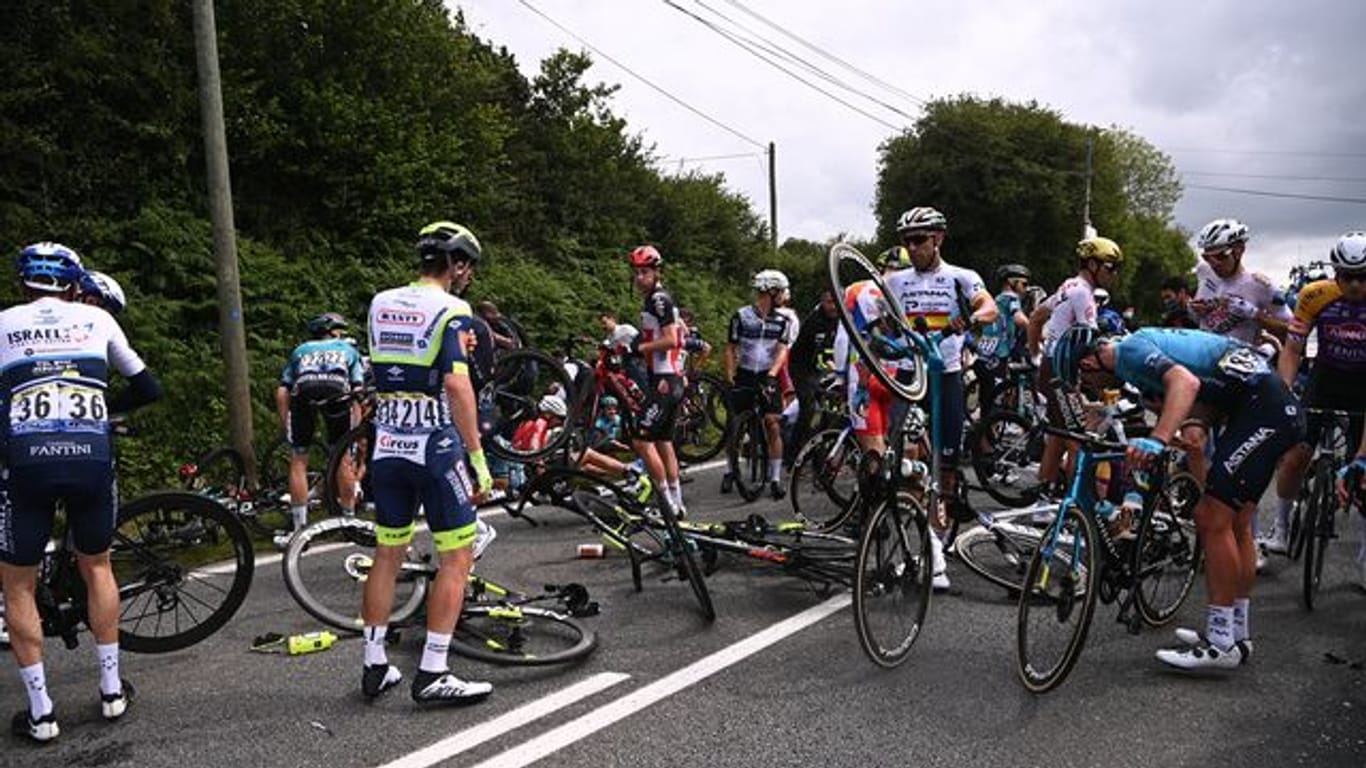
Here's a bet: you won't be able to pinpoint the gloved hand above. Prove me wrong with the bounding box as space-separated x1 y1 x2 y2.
468 449 493 495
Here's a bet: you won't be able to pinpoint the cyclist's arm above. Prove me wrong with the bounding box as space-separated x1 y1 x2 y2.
724 343 737 383
769 342 789 379
105 323 162 413
724 310 740 382
1277 335 1304 388
1151 365 1200 445
441 314 483 456
275 385 290 431
636 323 679 356
967 288 998 327
1026 305 1050 357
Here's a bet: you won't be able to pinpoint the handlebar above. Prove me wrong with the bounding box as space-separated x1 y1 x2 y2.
1040 424 1129 455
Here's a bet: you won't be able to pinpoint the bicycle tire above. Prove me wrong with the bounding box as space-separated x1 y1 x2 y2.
115 492 255 654
452 604 598 666
853 491 932 668
674 374 728 464
483 348 576 463
1133 472 1202 626
1302 457 1336 610
281 516 428 632
789 429 859 532
658 496 715 621
1016 504 1098 693
954 522 1041 595
727 409 768 503
827 243 927 402
181 446 286 538
322 421 374 518
970 410 1044 507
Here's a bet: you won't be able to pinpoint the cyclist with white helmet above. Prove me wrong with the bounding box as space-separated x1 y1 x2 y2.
1264 233 1366 585
724 269 794 499
1191 219 1290 345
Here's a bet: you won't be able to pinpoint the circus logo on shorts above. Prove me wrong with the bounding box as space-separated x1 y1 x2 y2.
377 434 421 454
376 308 426 326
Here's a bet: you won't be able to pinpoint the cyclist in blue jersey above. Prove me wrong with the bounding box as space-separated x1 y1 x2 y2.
974 263 1031 414
275 312 365 547
0 243 162 743
358 222 493 706
1054 325 1303 671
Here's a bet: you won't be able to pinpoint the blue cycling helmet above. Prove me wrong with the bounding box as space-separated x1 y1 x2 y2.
17 242 85 292
78 270 126 316
600 395 619 409
1051 325 1100 387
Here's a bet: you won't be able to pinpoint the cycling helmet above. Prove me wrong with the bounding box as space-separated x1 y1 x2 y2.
1305 264 1331 282
1329 231 1366 273
1076 236 1123 264
417 221 482 265
306 312 348 337
17 242 84 292
78 270 127 315
895 206 948 234
1093 287 1110 307
538 393 568 419
1196 218 1250 251
880 246 911 269
628 245 663 269
599 395 619 409
995 263 1031 282
1050 325 1100 388
751 269 790 293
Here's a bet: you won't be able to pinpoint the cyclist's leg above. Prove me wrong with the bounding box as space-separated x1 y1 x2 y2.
2 472 59 721
1037 360 1066 491
324 403 358 515
287 399 317 531
362 458 420 630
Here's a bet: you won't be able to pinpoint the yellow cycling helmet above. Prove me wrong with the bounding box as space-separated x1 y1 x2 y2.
1076 236 1123 265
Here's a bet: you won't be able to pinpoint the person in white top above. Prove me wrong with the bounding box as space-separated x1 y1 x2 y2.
1027 236 1124 496
1191 218 1290 346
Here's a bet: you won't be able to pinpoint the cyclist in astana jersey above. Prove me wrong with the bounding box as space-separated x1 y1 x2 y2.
1056 325 1302 671
1028 236 1123 498
273 312 365 547
1 243 162 744
359 221 493 707
625 245 689 516
974 263 1031 414
1265 233 1366 585
1191 218 1291 346
723 270 793 500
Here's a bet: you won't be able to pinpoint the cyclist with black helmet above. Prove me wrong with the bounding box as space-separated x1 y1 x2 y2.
1052 323 1303 670
626 245 689 515
274 311 365 547
975 263 1031 414
358 221 493 706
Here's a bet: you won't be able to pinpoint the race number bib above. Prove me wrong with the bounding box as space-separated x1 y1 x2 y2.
1216 346 1266 383
374 393 445 431
9 382 108 433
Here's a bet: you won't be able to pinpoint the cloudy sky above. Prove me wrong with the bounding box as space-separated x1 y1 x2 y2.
457 0 1366 284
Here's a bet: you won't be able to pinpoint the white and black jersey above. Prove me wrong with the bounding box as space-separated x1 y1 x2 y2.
727 305 792 374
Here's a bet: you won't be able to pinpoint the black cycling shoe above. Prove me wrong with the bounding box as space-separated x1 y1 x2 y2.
720 472 734 494
12 709 59 743
362 664 402 700
769 481 786 501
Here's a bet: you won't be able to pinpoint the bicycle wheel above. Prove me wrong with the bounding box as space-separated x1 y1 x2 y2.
114 492 255 654
790 429 860 532
1302 457 1337 610
970 410 1044 507
954 522 1042 595
1016 504 1098 693
1133 472 1203 626
483 348 576 463
674 374 728 464
657 497 715 621
322 421 374 518
281 516 428 632
853 491 932 668
827 242 926 401
727 410 768 502
452 604 597 666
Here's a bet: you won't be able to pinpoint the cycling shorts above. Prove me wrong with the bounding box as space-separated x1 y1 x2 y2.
632 374 684 442
288 396 354 453
731 370 782 417
369 427 477 552
1206 375 1305 509
888 369 965 468
1302 364 1366 450
849 361 893 439
0 461 116 566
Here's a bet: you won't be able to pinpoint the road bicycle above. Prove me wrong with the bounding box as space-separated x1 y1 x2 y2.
1298 408 1363 609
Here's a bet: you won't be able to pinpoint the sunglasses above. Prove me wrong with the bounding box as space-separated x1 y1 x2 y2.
1340 272 1366 284
1099 263 1120 274
1201 249 1233 262
901 233 933 246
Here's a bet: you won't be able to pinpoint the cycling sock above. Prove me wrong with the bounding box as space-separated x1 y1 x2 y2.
419 631 451 674
363 625 388 667
1232 598 1250 642
667 480 683 508
768 459 782 482
19 662 53 718
340 506 355 517
96 642 121 696
291 504 308 530
1274 495 1295 531
1206 605 1235 651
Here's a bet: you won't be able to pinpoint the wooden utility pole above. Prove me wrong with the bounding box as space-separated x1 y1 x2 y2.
768 141 778 251
192 0 257 482
1082 134 1097 239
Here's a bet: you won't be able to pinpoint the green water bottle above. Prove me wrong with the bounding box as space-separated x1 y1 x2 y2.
287 630 337 655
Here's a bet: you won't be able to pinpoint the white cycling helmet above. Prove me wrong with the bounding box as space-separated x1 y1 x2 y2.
895 206 948 234
1093 287 1110 307
1196 218 1250 251
751 269 790 293
1329 231 1366 273
538 393 567 419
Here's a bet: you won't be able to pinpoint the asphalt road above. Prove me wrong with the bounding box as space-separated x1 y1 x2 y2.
7 461 1366 767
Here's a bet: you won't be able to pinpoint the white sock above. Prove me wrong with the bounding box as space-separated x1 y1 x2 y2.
420 631 451 674
1274 496 1295 531
19 662 53 718
291 504 308 530
96 642 121 696
1207 605 1235 651
769 459 782 482
1232 598 1250 642
781 399 800 424
668 480 683 508
363 625 388 667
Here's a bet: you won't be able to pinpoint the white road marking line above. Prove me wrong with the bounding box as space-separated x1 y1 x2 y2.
470 594 852 768
373 672 632 768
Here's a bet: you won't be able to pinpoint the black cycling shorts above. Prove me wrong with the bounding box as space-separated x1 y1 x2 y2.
888 369 965 468
0 461 116 566
633 374 685 442
1302 364 1366 451
288 396 354 452
1206 375 1305 509
730 370 781 416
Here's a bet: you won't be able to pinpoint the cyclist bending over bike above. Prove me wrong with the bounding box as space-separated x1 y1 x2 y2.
1 243 162 743
723 270 794 500
1053 324 1303 670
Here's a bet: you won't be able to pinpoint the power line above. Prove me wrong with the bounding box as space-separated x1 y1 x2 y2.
670 152 763 163
516 0 765 150
1182 170 1366 184
661 0 903 131
1184 183 1366 204
1169 146 1366 159
718 0 926 107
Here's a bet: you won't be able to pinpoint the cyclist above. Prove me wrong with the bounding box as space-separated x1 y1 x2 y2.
785 289 841 467
625 245 688 515
1263 233 1366 585
974 263 1031 415
1159 275 1199 329
359 221 493 705
724 270 794 500
275 312 365 547
1094 288 1126 336
77 271 127 317
1191 219 1290 345
1 243 162 742
1053 324 1303 670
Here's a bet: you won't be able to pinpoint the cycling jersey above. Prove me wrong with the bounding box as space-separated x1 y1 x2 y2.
885 262 985 373
1193 262 1288 344
727 305 792 374
280 338 364 403
1289 279 1366 371
978 289 1023 360
1041 276 1097 354
639 286 684 376
1114 328 1271 405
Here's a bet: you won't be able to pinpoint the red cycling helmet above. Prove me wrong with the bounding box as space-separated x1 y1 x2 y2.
628 245 663 268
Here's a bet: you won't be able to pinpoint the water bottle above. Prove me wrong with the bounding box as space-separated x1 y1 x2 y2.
287 631 337 656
